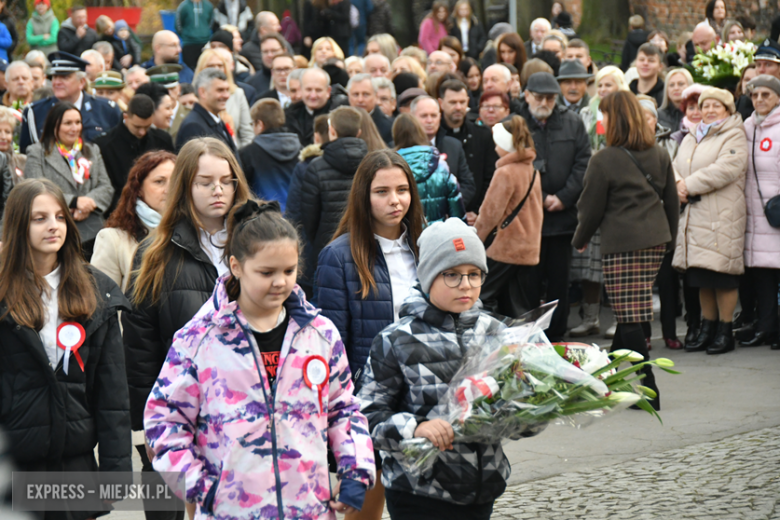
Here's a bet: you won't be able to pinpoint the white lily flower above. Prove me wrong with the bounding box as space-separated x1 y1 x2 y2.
610 349 644 362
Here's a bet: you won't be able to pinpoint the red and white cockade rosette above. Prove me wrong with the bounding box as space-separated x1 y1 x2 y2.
303 355 329 415
57 322 86 375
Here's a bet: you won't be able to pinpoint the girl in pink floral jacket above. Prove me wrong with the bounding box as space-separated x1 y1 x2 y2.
144 200 376 519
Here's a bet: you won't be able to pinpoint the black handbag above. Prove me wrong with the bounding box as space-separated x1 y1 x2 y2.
483 169 537 248
751 127 780 228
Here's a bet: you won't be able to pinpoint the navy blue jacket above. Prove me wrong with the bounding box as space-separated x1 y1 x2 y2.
20 94 122 154
314 232 416 379
175 103 239 157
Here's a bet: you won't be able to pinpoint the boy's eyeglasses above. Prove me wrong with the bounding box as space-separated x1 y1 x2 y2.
441 271 486 288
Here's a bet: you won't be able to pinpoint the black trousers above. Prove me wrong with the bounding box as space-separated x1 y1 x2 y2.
136 444 185 520
747 267 780 334
182 43 204 70
656 252 679 339
385 489 494 520
738 269 758 323
480 259 533 319
522 234 573 341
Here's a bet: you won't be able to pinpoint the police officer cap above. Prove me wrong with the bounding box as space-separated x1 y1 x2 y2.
755 39 780 64
47 52 90 76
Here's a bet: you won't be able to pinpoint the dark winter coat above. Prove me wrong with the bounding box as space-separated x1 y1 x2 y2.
93 122 175 213
366 0 394 37
658 104 684 133
175 102 239 155
285 144 323 296
371 108 394 146
303 0 353 46
0 267 132 483
517 102 591 236
286 97 348 146
314 232 415 378
122 219 220 430
397 145 464 223
357 287 546 504
621 29 649 72
441 119 498 212
448 16 486 60
101 33 142 70
434 130 477 207
299 137 368 282
239 129 301 212
57 17 99 57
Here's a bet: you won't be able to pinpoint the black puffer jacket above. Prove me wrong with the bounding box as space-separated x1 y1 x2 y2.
357 287 546 504
0 267 131 481
122 219 220 430
299 137 368 283
517 102 591 236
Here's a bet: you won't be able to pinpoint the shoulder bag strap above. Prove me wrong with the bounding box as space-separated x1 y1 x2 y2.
620 146 664 202
751 125 767 207
499 169 538 230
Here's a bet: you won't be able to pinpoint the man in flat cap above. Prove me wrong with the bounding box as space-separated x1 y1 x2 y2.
517 71 591 342
20 51 122 153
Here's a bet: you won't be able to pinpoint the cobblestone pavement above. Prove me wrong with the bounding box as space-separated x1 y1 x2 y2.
487 426 780 520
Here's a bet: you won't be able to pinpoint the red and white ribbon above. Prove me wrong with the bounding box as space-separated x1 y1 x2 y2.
57 322 86 375
303 355 329 415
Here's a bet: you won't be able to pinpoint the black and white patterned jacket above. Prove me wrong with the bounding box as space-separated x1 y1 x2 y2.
357 286 546 505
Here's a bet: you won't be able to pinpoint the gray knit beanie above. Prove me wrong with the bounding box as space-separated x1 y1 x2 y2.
417 218 488 294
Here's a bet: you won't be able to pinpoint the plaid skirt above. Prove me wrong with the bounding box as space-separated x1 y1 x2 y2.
603 244 666 323
571 229 603 284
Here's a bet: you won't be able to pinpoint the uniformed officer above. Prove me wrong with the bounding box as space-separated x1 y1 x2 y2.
93 70 127 112
20 51 123 153
146 63 190 140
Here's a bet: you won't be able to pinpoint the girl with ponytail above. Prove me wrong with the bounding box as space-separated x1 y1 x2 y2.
144 200 375 518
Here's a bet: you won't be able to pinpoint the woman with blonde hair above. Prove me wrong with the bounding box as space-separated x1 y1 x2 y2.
366 33 399 65
449 0 486 60
722 19 745 42
0 106 24 212
572 65 630 339
309 36 345 68
392 56 427 81
123 139 251 506
195 48 253 148
357 107 387 152
658 68 694 131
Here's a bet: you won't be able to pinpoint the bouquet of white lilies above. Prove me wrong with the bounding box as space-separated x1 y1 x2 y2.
397 305 680 477
689 40 755 87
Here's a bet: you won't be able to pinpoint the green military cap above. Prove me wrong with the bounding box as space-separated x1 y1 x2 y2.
93 70 126 90
146 64 182 89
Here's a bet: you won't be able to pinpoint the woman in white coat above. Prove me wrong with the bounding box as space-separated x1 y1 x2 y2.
740 75 780 350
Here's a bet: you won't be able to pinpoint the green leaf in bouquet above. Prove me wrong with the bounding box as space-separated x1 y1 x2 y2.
633 397 663 424
636 385 657 398
553 344 567 358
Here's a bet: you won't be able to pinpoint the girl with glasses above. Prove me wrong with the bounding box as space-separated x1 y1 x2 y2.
123 138 250 513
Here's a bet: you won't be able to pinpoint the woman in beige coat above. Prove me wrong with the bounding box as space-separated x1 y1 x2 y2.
91 151 176 291
673 87 748 355
475 115 543 318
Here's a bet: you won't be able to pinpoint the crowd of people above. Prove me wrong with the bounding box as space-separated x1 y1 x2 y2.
0 1 779 519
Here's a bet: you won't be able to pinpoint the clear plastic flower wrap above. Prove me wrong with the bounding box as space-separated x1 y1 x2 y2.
397 302 680 477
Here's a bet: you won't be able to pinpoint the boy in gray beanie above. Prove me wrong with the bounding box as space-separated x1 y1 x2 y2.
357 217 545 516
417 218 489 294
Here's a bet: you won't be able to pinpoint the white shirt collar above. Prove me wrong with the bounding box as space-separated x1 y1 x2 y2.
74 91 84 111
375 227 410 254
44 264 61 291
207 108 221 124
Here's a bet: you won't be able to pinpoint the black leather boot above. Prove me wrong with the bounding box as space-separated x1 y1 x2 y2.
684 318 701 348
686 319 716 352
708 321 735 355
